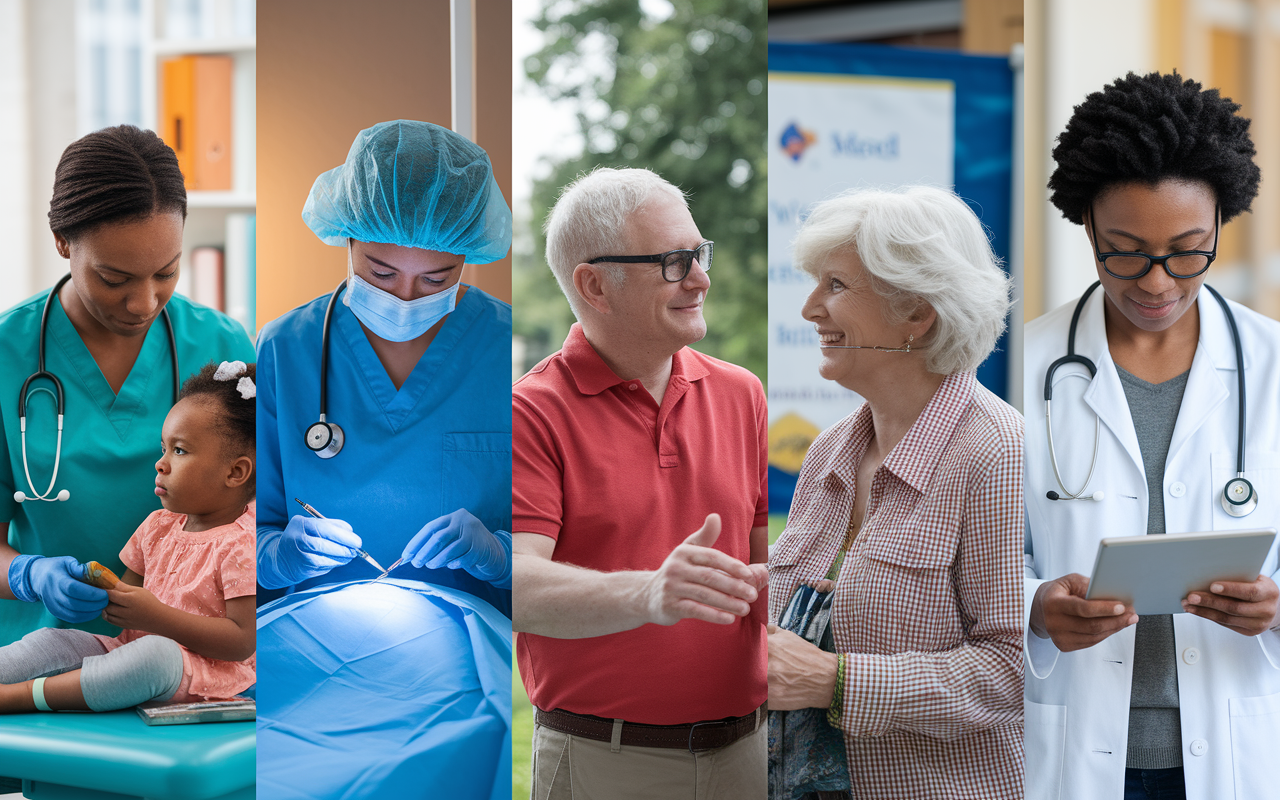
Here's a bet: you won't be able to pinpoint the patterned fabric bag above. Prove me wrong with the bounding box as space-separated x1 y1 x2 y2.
767 581 852 800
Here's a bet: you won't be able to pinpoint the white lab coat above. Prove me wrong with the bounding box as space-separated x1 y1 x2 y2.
1024 286 1280 800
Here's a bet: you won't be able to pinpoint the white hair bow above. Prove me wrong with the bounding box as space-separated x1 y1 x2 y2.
236 377 256 400
213 361 248 381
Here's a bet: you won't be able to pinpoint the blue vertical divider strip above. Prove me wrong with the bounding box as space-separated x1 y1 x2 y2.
767 42 1014 514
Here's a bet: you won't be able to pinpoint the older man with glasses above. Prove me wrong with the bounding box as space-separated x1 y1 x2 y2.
512 167 768 799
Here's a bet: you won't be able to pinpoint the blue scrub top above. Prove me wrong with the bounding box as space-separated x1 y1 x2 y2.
0 290 255 645
255 285 512 616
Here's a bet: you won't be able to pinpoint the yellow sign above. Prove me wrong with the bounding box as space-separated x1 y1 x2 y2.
768 412 821 474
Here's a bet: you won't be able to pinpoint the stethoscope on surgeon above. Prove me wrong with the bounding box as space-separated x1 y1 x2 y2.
303 281 348 459
17 273 179 503
1044 280 1256 517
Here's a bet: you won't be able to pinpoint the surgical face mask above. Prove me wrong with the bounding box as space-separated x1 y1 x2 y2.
343 252 460 342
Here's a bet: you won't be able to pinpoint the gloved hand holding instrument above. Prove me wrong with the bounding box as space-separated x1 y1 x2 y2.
256 501 367 589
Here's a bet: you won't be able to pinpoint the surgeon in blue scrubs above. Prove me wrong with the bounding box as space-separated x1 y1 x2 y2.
0 125 254 649
255 121 512 800
255 120 513 608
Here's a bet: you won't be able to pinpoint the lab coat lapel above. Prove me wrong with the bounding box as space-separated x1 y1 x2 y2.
1076 290 1144 476
46 296 168 441
1166 288 1235 466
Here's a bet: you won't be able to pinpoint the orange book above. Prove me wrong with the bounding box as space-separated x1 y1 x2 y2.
160 55 233 191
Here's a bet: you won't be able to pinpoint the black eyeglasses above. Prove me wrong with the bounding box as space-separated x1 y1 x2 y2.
1089 205 1219 280
588 241 713 283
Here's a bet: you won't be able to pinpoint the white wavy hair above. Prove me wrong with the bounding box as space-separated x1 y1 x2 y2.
544 167 687 318
793 185 1012 375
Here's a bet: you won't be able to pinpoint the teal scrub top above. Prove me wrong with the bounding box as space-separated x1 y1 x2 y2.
0 289 255 646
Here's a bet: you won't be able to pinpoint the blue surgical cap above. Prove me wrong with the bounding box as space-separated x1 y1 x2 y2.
302 120 512 264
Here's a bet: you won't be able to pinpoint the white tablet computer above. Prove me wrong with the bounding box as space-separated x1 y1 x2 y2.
1085 528 1277 615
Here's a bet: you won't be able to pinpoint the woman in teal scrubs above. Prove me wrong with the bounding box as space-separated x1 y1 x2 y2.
0 125 255 647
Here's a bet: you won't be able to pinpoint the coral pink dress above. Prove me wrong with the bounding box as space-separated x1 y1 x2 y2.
94 504 256 701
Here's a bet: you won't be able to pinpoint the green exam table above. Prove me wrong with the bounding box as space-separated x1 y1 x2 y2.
0 710 254 799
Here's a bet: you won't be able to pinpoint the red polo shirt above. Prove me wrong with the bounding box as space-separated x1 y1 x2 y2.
514 324 768 724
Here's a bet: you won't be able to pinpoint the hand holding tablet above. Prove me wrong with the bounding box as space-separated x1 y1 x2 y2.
1182 575 1280 636
1086 528 1277 617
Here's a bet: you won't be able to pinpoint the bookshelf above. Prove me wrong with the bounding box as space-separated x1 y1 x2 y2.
139 0 257 335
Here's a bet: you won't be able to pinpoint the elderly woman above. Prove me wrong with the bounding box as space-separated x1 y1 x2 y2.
768 185 1023 800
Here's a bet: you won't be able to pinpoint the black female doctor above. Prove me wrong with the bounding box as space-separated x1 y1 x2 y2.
1023 72 1280 800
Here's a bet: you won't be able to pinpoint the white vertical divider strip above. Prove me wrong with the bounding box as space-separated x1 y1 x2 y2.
1009 43 1025 414
451 0 474 140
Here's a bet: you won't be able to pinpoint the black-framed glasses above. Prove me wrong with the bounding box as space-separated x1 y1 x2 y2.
1089 205 1219 280
588 241 713 283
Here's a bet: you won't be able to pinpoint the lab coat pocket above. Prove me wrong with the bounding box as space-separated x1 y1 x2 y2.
1228 690 1280 799
1023 699 1066 800
442 432 511 537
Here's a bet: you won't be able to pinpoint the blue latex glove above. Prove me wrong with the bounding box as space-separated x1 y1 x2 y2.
258 515 363 590
8 555 108 623
401 510 511 589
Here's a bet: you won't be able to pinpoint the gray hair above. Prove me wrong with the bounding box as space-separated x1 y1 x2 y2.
544 167 687 318
793 185 1011 375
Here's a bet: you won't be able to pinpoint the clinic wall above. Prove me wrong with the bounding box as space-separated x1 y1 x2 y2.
2 0 78 311
1036 0 1153 318
256 0 513 329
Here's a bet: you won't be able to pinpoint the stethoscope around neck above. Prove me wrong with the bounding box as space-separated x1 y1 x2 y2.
16 273 178 503
303 281 347 459
1044 280 1256 517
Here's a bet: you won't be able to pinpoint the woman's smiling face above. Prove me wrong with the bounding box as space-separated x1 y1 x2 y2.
1088 179 1218 335
801 250 906 391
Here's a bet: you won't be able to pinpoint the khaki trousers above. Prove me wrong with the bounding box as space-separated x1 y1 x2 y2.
531 716 767 800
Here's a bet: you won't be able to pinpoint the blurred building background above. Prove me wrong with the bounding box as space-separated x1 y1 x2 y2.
1024 0 1280 320
770 0 1021 51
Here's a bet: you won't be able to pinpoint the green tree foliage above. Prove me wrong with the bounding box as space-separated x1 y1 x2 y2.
514 0 767 383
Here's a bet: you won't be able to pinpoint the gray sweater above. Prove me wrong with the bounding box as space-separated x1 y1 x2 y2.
1117 364 1191 770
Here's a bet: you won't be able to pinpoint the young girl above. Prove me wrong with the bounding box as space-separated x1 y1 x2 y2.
0 360 256 712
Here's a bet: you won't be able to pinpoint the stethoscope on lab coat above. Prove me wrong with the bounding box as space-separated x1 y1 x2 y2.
1044 280 1256 517
303 281 348 459
16 273 178 503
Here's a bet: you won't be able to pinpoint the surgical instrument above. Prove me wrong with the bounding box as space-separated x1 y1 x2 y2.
372 556 405 582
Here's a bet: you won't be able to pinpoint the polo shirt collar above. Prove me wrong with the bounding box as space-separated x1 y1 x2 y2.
819 370 976 495
562 323 710 396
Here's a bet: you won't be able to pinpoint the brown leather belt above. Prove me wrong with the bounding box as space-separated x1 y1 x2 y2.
535 705 765 753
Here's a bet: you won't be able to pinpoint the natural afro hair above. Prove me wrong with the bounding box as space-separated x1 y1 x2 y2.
1048 71 1260 225
179 361 255 458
